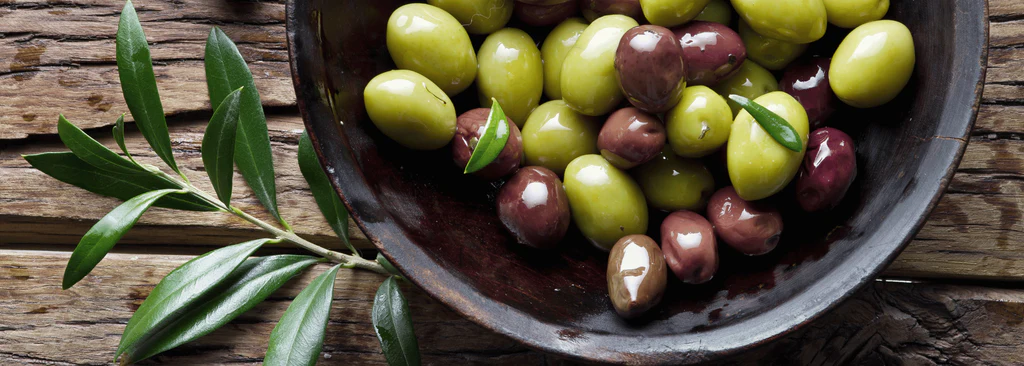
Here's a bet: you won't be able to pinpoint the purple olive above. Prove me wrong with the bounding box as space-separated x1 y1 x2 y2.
452 108 523 180
706 187 783 256
607 234 667 319
660 210 718 284
780 58 836 129
796 128 857 212
672 21 746 86
598 107 667 169
517 0 574 5
580 0 644 22
514 1 579 26
497 166 571 249
615 25 687 113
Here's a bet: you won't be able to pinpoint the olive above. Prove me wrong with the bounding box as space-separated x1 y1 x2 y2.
673 21 746 87
598 107 666 169
693 0 732 25
563 154 648 250
387 4 477 96
521 100 601 175
427 0 513 34
477 28 544 125
796 128 857 212
615 25 687 113
633 148 714 212
732 0 827 44
661 210 717 283
727 91 809 200
562 15 640 116
515 0 579 26
452 108 523 179
607 235 667 319
665 85 732 158
363 70 456 150
823 0 888 28
497 166 572 248
738 20 807 71
830 20 915 108
712 60 778 116
518 0 574 4
541 18 588 100
580 0 644 22
779 57 835 129
706 186 783 255
639 0 711 27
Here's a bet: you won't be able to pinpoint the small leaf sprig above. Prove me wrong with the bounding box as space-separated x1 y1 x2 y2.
463 98 510 174
23 1 420 365
728 94 804 152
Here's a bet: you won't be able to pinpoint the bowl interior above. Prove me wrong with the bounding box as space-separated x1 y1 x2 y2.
287 1 986 363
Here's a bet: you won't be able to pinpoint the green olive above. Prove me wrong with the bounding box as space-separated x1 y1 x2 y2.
732 0 826 44
427 0 514 34
693 0 733 25
561 15 639 116
639 0 711 27
564 154 648 250
387 4 477 96
738 20 808 71
363 70 456 150
727 91 809 200
522 100 601 175
542 18 589 100
633 148 715 211
478 28 544 125
712 60 778 116
830 20 915 108
665 86 732 158
823 0 888 28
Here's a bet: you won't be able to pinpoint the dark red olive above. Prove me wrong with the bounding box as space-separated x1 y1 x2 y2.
607 234 667 319
452 108 523 180
796 128 857 212
598 108 666 169
514 1 579 27
579 0 644 22
497 166 571 249
672 21 746 86
780 58 836 129
660 210 718 284
615 25 687 113
517 0 574 5
706 187 783 256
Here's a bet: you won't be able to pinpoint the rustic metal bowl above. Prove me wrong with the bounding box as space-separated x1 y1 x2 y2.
285 1 988 363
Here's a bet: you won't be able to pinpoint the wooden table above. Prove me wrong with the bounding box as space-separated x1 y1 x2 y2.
3 0 1024 364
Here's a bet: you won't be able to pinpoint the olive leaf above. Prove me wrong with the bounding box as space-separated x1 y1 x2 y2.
265 264 341 366
299 131 357 254
112 113 138 164
728 94 803 152
63 188 183 289
57 114 144 175
464 98 510 174
376 252 403 278
202 87 245 206
372 276 421 366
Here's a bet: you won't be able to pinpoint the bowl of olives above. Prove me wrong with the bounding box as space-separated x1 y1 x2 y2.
286 0 987 363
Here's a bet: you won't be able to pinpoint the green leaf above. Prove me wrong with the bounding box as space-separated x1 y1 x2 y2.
298 131 357 254
57 114 144 175
62 189 182 289
464 98 511 174
202 87 244 206
728 94 804 152
23 152 217 212
122 255 320 364
376 252 403 278
204 27 284 227
372 277 421 366
116 239 270 361
265 264 341 366
112 114 137 164
116 0 179 174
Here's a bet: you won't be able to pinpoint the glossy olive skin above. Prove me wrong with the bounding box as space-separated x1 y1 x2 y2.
640 0 711 27
452 108 523 180
830 20 916 108
660 210 717 283
673 21 746 87
797 128 857 212
387 4 477 96
780 58 835 129
562 15 640 116
542 18 588 100
732 0 827 44
707 186 783 255
615 25 687 113
563 154 649 250
580 0 644 22
428 0 513 34
521 100 601 175
727 91 809 201
713 60 778 116
515 0 579 26
738 20 807 71
633 149 715 211
497 166 572 248
364 70 456 150
598 108 666 169
607 235 667 319
477 28 544 125
823 0 888 28
665 85 733 157
518 0 574 4
694 0 732 25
